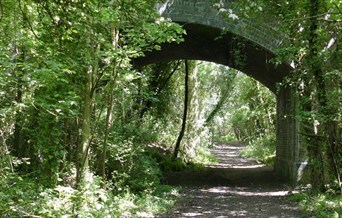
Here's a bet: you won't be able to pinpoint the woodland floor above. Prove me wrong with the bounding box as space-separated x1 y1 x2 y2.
157 143 308 218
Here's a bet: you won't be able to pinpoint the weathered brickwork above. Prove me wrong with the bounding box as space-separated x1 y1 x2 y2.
157 0 285 52
276 86 302 184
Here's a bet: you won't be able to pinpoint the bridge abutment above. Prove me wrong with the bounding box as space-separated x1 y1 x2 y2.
275 85 305 185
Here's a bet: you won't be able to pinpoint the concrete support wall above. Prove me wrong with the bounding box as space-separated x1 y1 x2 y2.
275 85 302 185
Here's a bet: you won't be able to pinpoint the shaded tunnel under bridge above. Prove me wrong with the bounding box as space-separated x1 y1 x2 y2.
133 0 304 185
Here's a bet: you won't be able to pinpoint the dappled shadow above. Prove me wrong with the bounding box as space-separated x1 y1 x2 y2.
164 143 279 187
158 186 302 217
158 143 306 218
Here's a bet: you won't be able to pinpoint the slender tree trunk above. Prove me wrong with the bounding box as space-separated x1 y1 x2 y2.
76 67 93 185
99 76 115 179
305 0 326 191
173 61 189 160
99 29 119 179
156 61 181 97
13 47 24 158
185 60 199 159
13 72 23 157
205 92 228 125
206 68 236 143
139 61 181 118
327 121 342 193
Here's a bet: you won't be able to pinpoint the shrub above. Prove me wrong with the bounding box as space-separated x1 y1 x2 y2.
290 192 342 218
240 134 276 165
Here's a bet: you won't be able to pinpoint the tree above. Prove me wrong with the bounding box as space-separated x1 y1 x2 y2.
173 60 190 160
262 0 341 190
217 0 341 190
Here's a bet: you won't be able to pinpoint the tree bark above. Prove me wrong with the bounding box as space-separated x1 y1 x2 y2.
99 29 119 179
13 71 23 157
76 67 93 185
139 61 181 118
173 61 189 160
205 68 236 124
13 47 25 158
205 92 228 125
185 60 199 159
305 0 326 191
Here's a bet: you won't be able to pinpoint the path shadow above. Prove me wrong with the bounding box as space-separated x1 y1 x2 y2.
163 143 281 188
157 143 306 218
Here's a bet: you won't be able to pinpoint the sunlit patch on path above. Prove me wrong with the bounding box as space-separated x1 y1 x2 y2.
157 143 306 218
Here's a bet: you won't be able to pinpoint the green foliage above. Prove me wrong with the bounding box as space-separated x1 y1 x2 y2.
193 146 218 166
159 149 217 173
241 134 276 165
207 71 276 164
0 171 40 217
0 168 178 217
216 134 238 143
160 157 186 172
0 0 185 216
0 0 339 215
291 192 342 218
112 152 161 193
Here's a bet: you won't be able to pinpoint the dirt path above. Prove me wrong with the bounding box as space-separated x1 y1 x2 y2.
158 143 306 218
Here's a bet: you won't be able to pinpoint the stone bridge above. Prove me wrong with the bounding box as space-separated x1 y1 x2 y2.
134 0 303 185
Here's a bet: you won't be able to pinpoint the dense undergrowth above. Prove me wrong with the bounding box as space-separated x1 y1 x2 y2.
240 134 276 165
0 138 216 217
0 155 180 217
290 191 342 217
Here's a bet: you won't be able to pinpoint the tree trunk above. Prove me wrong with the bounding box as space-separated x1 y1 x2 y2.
139 61 181 118
305 0 326 191
99 74 115 179
99 29 119 179
13 71 23 157
205 67 236 143
173 61 189 160
13 47 25 158
205 92 228 125
185 60 199 159
76 67 93 185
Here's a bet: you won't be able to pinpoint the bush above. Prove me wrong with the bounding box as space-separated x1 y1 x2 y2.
240 134 276 165
160 157 185 172
290 192 342 218
106 140 163 193
0 171 40 217
0 168 178 217
124 154 161 192
215 134 237 143
193 146 218 166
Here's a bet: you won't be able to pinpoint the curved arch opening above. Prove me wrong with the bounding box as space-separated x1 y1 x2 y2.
134 23 292 93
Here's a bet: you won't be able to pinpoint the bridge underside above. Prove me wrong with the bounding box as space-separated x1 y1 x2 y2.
134 23 301 185
134 23 292 93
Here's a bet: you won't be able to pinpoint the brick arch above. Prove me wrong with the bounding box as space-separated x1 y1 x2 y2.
157 0 285 53
133 0 302 184
133 0 292 92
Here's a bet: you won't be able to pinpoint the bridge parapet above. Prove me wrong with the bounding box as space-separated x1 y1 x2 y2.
157 0 285 53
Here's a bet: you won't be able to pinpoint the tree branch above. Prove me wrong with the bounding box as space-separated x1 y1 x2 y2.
0 0 3 21
156 60 181 96
283 12 341 22
18 0 40 39
333 2 342 14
